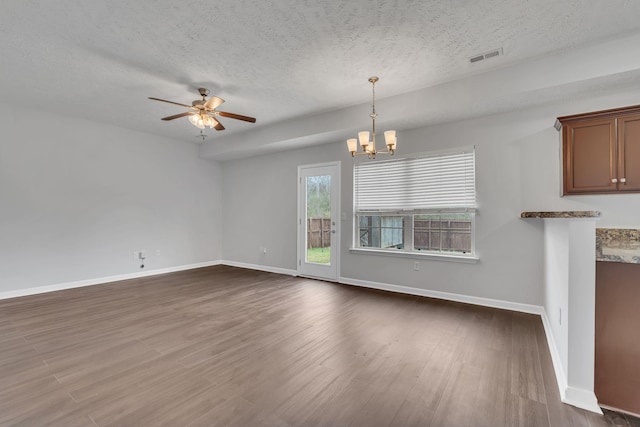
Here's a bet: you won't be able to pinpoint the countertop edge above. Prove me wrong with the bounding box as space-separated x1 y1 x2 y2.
520 211 601 219
596 228 640 264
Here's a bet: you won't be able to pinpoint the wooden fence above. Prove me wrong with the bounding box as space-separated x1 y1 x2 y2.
414 219 471 253
307 218 331 248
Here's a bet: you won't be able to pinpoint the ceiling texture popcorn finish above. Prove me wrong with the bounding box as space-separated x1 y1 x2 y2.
2 1 640 159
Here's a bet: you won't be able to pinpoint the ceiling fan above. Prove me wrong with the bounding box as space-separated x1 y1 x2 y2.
149 88 256 131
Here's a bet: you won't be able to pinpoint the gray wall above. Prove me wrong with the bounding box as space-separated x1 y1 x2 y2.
0 102 223 292
221 143 341 270
220 89 640 307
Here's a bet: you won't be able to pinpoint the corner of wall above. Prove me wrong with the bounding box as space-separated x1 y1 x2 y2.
540 308 568 397
540 308 602 414
562 387 603 415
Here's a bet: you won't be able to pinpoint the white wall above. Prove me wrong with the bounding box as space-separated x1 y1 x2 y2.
543 218 601 412
0 102 222 293
220 87 640 307
544 221 570 379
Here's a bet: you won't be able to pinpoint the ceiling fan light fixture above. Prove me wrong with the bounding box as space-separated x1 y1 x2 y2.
347 77 397 159
189 114 205 129
188 112 220 130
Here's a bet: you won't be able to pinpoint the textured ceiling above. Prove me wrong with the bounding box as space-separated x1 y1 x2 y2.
2 1 640 158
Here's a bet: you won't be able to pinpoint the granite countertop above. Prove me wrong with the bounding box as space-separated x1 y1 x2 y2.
520 211 601 219
519 211 638 263
597 229 640 264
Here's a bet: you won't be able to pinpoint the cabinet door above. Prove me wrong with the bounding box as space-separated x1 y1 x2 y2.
563 119 616 195
596 262 640 415
617 114 640 192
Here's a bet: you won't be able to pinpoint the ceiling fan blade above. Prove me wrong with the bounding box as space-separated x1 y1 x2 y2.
213 118 225 131
213 111 256 123
204 96 225 110
149 97 194 109
200 114 225 130
161 112 195 121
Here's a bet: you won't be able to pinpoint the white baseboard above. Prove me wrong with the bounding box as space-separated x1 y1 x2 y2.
0 260 222 300
538 309 602 414
220 260 297 277
563 386 603 414
540 310 569 400
339 276 603 414
338 276 544 315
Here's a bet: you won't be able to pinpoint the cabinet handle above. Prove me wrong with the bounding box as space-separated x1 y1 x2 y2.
620 178 626 183
612 178 618 183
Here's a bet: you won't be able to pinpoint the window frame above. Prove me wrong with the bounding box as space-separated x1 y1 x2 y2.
351 147 478 263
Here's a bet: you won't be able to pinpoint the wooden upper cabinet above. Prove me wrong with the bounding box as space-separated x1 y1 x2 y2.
563 119 616 194
617 114 640 192
556 105 640 195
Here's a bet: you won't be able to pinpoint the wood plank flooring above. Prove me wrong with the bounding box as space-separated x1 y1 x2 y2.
0 265 633 426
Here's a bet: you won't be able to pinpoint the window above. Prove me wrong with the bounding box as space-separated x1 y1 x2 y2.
353 147 476 258
359 215 405 249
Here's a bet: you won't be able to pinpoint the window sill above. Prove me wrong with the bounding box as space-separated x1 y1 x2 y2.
349 247 479 264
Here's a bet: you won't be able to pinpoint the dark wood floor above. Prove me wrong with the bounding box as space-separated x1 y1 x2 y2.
0 265 635 426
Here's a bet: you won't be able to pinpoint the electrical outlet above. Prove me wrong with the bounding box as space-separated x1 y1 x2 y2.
263 247 267 254
155 249 160 257
413 261 420 271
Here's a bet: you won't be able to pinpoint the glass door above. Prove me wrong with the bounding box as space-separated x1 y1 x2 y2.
298 162 340 281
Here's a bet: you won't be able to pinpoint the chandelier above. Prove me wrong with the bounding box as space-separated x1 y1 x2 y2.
346 76 397 159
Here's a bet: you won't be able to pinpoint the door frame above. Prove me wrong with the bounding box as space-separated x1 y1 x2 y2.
297 161 341 281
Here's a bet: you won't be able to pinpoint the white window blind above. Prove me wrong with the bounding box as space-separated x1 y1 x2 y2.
354 147 476 211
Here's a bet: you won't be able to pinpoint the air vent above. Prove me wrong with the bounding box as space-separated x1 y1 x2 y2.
468 48 503 64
